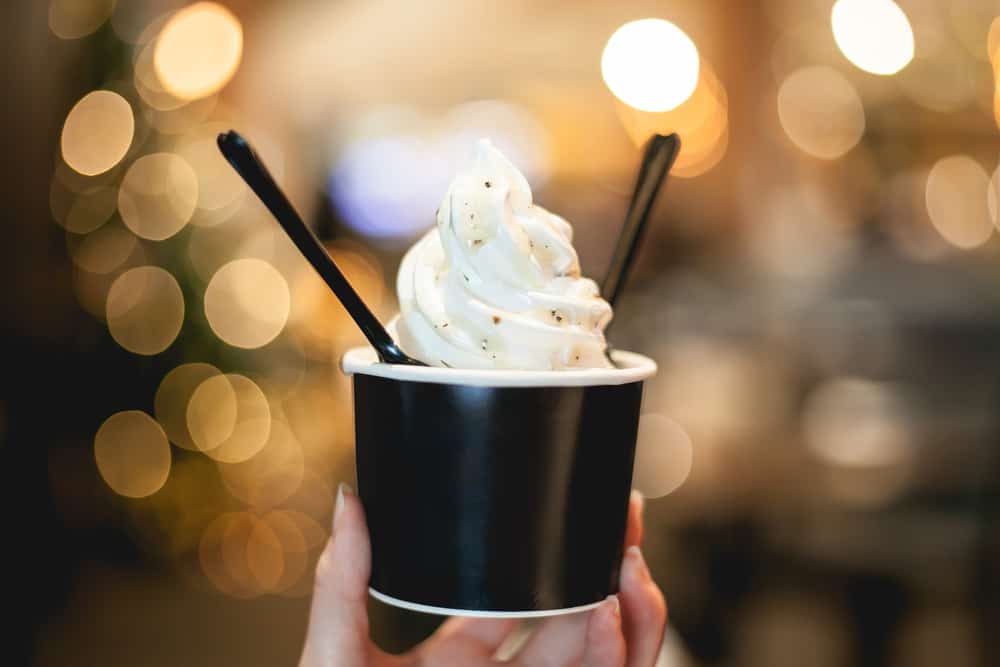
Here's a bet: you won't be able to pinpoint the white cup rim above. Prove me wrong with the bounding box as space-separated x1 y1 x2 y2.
341 346 657 388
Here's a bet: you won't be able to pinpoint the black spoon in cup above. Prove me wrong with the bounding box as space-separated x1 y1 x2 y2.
216 130 424 366
600 133 680 363
602 132 681 312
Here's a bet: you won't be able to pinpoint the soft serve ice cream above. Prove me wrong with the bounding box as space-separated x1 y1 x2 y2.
392 139 613 370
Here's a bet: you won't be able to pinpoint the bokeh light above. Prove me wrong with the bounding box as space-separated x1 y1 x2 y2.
777 66 865 159
66 222 137 275
748 184 855 278
94 411 171 498
71 242 147 321
632 413 694 498
831 0 914 75
256 511 310 595
61 90 135 176
105 266 185 355
246 516 284 591
187 374 271 462
143 94 217 136
204 259 291 349
925 155 993 249
48 0 116 40
897 38 981 114
279 470 335 519
174 122 249 215
601 19 700 112
60 186 118 235
882 169 951 262
153 2 243 100
198 510 320 598
615 61 728 178
219 420 305 508
289 243 384 359
133 21 189 112
154 363 225 451
802 378 911 468
118 152 199 240
199 512 259 598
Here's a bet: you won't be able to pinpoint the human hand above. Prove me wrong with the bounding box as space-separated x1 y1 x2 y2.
299 485 666 666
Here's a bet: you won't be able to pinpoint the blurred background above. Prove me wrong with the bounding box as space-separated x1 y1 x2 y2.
4 0 1000 664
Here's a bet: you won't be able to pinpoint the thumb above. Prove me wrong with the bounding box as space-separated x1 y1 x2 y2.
299 484 373 667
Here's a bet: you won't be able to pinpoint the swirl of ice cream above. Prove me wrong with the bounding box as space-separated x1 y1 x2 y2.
392 139 613 370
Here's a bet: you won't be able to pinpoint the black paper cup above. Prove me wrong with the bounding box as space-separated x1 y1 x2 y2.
341 346 657 617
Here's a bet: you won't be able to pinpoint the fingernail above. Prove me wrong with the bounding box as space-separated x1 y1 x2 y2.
626 545 651 581
605 595 620 617
334 482 353 527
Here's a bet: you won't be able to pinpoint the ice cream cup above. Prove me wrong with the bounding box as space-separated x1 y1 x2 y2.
341 346 657 617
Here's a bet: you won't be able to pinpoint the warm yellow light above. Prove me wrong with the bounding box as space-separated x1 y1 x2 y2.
200 509 314 596
67 222 137 275
61 90 134 176
106 266 185 355
61 186 117 234
186 374 237 452
154 2 243 100
219 420 305 508
290 244 383 359
280 470 334 518
615 61 729 179
199 512 259 598
275 510 327 597
175 123 248 214
632 413 693 498
187 374 272 462
154 363 225 451
205 259 291 349
257 511 310 594
925 156 994 249
94 410 171 498
118 153 199 241
144 95 217 136
71 244 146 321
49 0 115 40
246 518 284 591
803 378 910 468
831 0 914 75
989 18 1000 66
134 34 187 112
601 19 700 112
777 66 865 159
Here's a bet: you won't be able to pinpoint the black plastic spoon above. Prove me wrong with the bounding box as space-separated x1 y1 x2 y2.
217 130 424 366
602 133 681 311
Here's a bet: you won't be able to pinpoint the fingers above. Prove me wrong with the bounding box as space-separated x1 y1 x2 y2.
582 597 626 667
619 546 667 667
511 612 589 666
299 484 374 667
417 616 518 664
624 490 645 550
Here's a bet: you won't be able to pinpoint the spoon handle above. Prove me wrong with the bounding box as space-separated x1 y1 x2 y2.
602 133 681 309
217 130 421 365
